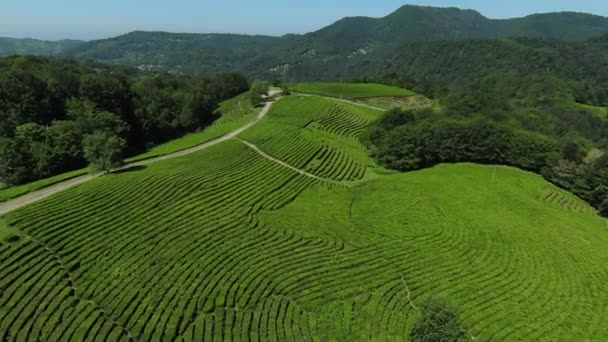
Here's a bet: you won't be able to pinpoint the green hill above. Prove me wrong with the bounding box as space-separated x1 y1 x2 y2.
1 94 607 340
56 6 608 77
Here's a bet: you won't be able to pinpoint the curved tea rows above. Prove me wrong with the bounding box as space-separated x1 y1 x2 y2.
1 95 608 341
257 163 608 341
239 96 381 181
538 185 597 215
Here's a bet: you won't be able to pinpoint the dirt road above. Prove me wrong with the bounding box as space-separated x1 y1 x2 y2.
237 139 323 180
0 91 279 216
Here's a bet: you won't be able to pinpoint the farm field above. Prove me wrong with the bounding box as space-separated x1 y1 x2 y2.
291 82 414 99
355 95 437 111
1 93 607 341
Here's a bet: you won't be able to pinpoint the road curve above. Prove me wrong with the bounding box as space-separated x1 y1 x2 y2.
0 93 279 216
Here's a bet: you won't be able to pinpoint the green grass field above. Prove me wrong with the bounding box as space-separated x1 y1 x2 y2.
291 82 414 99
1 92 607 341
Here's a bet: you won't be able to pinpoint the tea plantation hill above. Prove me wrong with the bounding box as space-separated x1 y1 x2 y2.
0 83 607 340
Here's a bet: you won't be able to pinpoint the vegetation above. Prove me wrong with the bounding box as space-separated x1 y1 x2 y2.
249 80 269 105
1 93 606 340
291 82 414 99
368 105 608 216
239 95 381 181
410 298 466 342
22 6 605 78
126 91 256 162
0 55 249 186
0 169 87 203
82 132 127 172
0 90 258 202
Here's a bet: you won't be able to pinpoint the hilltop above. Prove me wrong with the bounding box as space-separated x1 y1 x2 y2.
2 5 608 79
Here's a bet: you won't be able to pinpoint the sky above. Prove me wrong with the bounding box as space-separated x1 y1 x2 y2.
1 0 608 41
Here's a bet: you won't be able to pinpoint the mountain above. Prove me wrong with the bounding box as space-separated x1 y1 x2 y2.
57 5 608 77
0 37 83 56
2 5 608 79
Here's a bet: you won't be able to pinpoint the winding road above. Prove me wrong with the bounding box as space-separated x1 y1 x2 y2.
0 90 280 216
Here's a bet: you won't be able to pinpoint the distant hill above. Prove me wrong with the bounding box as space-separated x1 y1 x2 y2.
59 5 608 77
2 5 608 80
0 37 82 56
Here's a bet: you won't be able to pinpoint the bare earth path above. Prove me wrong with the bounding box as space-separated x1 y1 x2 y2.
0 92 279 216
237 139 323 180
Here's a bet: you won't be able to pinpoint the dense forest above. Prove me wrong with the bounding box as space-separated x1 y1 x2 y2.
0 56 248 186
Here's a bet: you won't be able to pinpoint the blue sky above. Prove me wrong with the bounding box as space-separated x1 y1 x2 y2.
2 0 607 41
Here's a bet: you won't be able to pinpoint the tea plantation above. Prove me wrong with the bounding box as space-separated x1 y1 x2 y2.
0 94 607 341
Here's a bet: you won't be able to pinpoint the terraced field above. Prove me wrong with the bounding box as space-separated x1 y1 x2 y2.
240 95 381 181
291 82 414 99
1 93 607 341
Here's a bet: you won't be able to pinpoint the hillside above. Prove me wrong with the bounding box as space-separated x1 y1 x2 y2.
0 37 82 57
55 5 608 77
1 93 607 340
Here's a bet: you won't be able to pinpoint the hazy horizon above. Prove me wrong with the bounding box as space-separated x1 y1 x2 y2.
2 0 608 41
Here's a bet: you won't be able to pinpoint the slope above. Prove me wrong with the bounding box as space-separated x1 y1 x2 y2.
58 5 608 77
0 94 607 341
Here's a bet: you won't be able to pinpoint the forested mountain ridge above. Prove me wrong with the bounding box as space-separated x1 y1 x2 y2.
2 5 605 77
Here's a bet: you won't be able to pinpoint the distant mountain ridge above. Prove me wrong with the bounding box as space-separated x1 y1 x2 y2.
2 5 608 78
0 37 82 56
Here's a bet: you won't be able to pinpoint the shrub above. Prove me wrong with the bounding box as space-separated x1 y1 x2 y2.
411 298 466 342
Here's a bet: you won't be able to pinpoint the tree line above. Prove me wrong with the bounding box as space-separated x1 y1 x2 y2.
0 55 249 185
367 107 608 217
354 38 608 217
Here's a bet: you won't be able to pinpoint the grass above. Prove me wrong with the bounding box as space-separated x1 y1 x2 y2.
291 82 415 99
0 92 607 340
0 92 256 203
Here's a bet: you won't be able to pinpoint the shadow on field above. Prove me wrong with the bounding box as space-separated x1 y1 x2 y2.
112 165 147 175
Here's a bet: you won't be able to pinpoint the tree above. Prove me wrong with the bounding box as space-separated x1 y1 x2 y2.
0 137 35 185
249 80 269 106
410 298 466 342
600 199 608 217
561 141 582 163
377 108 418 129
14 123 55 178
83 132 126 173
